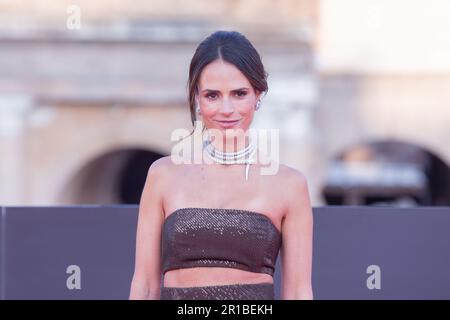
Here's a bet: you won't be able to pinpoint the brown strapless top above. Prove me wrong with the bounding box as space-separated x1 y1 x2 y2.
161 207 282 276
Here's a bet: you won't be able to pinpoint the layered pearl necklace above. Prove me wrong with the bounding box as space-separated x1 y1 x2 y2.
203 132 257 181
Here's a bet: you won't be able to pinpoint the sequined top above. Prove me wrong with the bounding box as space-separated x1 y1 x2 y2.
161 207 282 276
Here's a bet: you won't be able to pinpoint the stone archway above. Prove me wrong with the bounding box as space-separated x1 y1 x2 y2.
321 140 450 206
58 148 165 205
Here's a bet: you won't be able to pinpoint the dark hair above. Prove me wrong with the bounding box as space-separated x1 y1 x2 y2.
185 30 268 138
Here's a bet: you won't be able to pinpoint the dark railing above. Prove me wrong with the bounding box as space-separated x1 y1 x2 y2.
1 205 449 299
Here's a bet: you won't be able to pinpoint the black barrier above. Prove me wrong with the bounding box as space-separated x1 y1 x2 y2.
0 205 449 299
1 205 137 300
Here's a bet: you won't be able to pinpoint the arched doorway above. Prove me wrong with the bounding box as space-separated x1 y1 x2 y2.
59 148 165 204
321 140 450 206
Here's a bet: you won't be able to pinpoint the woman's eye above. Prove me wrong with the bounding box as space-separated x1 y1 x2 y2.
206 93 218 100
235 91 247 97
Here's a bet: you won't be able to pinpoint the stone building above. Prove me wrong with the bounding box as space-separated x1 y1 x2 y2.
1 0 449 206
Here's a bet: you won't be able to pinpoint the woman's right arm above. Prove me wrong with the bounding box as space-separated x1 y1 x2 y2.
129 157 169 300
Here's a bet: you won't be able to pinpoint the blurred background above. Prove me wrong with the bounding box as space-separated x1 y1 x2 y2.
1 0 450 207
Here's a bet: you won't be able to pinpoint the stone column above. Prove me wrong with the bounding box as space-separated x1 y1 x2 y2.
0 95 32 205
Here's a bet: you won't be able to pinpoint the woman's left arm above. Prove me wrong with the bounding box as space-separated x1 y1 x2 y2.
280 170 314 300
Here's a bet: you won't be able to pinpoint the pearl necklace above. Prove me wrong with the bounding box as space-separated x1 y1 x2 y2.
203 133 257 181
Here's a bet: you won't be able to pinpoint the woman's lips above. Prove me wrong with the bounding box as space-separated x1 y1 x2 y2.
214 119 241 128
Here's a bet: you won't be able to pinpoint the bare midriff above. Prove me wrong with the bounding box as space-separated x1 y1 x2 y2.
163 267 273 288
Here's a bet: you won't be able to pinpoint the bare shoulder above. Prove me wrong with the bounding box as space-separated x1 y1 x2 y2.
146 155 176 178
142 155 178 195
276 164 310 218
257 152 307 187
278 163 308 188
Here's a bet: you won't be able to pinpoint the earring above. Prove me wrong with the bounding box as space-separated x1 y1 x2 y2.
255 100 261 110
196 104 201 115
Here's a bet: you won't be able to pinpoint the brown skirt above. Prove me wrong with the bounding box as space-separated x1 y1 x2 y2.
160 282 275 300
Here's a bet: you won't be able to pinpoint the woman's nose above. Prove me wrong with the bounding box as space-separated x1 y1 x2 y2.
220 98 234 115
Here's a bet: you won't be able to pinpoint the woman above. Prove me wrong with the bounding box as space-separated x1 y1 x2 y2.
129 30 313 300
